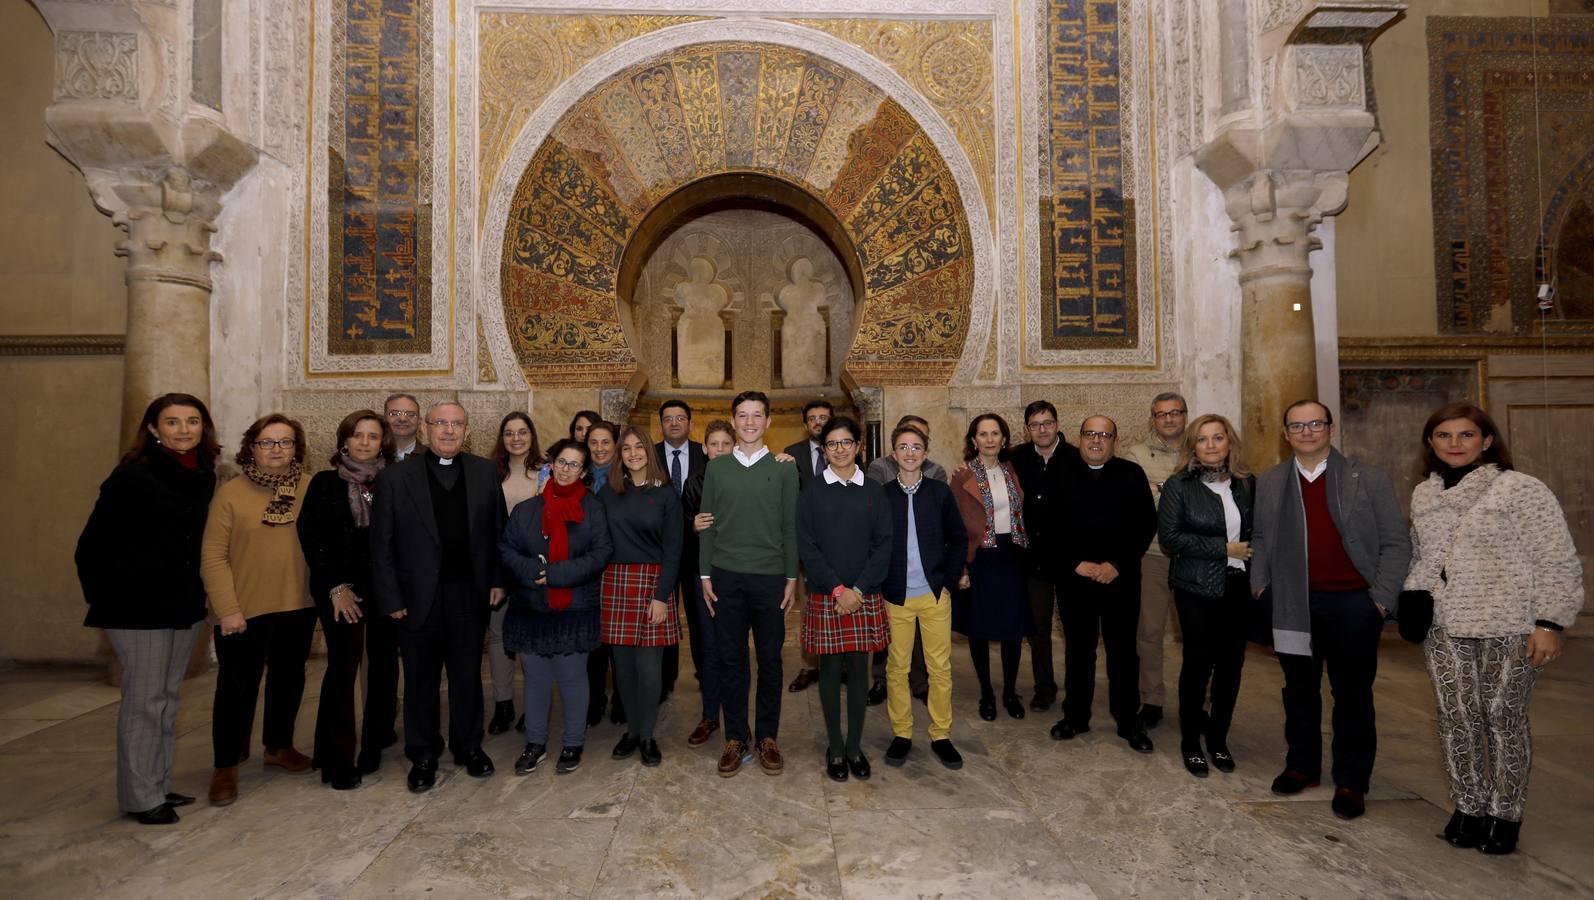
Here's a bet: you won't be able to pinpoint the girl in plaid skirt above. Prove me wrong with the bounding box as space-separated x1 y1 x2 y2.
796 417 894 782
598 427 684 767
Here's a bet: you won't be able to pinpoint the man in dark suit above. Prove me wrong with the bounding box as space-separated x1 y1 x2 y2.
782 398 832 691
1010 400 1073 713
1048 415 1158 756
654 399 707 714
370 400 507 792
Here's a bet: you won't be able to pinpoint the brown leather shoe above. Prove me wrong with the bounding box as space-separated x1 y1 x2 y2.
718 740 748 777
208 766 238 806
688 718 720 747
263 747 313 773
787 668 819 692
756 738 784 775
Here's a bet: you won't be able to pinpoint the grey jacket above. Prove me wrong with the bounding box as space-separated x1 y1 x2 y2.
1250 448 1411 656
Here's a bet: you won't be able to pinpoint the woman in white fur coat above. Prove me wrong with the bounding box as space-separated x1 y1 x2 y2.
1402 401 1583 857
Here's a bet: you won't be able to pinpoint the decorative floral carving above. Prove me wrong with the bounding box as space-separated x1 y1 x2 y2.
1259 0 1307 34
55 31 138 101
1292 45 1364 109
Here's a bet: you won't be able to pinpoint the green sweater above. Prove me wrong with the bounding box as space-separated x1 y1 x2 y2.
698 451 800 578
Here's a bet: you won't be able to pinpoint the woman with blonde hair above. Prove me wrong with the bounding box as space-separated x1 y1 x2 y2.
1156 413 1255 778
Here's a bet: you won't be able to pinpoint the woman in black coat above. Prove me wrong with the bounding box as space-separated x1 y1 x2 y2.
1155 413 1255 779
296 409 398 789
76 393 220 825
500 438 612 776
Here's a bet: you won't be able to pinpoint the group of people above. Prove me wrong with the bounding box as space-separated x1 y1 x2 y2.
77 388 1581 858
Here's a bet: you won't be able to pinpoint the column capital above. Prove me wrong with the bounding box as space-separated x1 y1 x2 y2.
1220 169 1348 280
108 168 222 290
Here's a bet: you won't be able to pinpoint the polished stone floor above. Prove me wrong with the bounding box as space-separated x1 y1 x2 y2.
0 629 1589 899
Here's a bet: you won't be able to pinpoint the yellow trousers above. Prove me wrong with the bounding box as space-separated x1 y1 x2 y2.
886 592 953 740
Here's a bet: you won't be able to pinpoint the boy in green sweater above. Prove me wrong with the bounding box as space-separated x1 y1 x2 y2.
699 391 800 777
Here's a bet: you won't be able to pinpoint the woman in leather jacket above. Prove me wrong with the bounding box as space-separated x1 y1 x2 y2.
1156 413 1255 779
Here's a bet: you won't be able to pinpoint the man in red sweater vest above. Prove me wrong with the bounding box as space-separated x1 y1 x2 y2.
1250 400 1411 822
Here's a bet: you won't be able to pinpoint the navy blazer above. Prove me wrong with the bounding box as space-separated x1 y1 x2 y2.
498 491 611 614
882 477 969 604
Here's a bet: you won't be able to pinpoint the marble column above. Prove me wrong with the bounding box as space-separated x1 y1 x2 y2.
1223 170 1347 471
111 170 222 444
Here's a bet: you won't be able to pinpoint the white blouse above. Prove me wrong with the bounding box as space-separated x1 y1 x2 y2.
986 463 1012 535
1202 477 1244 569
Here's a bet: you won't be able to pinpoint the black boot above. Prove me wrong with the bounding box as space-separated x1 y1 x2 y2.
487 700 515 735
1478 816 1521 855
1442 810 1487 848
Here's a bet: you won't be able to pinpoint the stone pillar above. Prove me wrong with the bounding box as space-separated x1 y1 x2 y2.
111 170 222 443
1223 171 1347 471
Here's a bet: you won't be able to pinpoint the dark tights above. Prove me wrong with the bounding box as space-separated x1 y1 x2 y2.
818 652 870 757
969 638 1022 700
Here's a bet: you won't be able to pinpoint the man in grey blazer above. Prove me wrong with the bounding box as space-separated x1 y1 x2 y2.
1250 399 1410 821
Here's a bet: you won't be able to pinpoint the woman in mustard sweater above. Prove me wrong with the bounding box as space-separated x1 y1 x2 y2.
200 413 316 807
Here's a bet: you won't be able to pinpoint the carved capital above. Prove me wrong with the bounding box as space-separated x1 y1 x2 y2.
110 169 222 289
1221 169 1347 279
599 388 638 426
850 385 884 424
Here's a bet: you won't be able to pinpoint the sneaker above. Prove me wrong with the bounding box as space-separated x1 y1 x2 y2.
555 746 583 775
884 736 912 767
929 739 963 770
514 743 547 775
718 740 748 777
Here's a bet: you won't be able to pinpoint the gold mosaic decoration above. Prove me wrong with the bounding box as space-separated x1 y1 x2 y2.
789 18 995 224
477 14 706 227
498 40 975 387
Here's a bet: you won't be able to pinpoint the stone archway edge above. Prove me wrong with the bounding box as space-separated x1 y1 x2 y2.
476 17 997 392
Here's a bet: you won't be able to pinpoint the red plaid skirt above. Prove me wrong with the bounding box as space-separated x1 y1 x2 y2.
600 563 680 647
801 590 889 655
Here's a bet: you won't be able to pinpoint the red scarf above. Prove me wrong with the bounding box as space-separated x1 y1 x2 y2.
541 478 587 611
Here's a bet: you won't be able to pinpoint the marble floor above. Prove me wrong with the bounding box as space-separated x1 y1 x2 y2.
0 630 1590 899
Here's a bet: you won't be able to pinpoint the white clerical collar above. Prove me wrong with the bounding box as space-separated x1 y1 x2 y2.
436 454 455 466
1295 457 1327 482
1088 463 1105 470
732 445 769 467
823 466 865 486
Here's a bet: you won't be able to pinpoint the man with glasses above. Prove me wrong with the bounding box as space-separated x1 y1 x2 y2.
1121 391 1189 729
654 400 711 738
1011 400 1073 713
1050 416 1158 755
384 393 425 461
370 401 508 792
700 391 800 776
784 399 833 693
1251 400 1409 820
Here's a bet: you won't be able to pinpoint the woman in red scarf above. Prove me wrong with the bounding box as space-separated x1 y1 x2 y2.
499 438 612 776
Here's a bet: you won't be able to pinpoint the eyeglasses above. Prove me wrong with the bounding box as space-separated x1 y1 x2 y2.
1080 430 1116 440
894 443 925 453
1152 409 1187 420
502 429 531 439
253 438 297 450
1026 419 1057 430
661 415 689 424
824 438 857 451
805 414 831 424
552 458 584 470
386 410 419 420
429 419 466 430
1285 420 1330 434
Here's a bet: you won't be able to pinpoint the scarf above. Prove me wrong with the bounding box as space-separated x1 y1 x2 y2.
335 453 384 528
1188 458 1231 483
541 478 587 611
1440 462 1480 490
161 446 200 470
243 460 303 526
971 460 1028 549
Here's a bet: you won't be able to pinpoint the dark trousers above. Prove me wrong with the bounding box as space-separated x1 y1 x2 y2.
587 644 619 718
313 600 400 775
398 583 488 765
681 576 722 721
1026 574 1063 699
1059 578 1141 732
1277 588 1383 793
212 607 317 768
711 567 786 743
1173 572 1249 749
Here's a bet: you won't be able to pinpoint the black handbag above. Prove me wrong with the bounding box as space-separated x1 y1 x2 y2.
1396 590 1434 643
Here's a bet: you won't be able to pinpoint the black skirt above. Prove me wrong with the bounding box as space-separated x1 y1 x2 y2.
951 534 1029 641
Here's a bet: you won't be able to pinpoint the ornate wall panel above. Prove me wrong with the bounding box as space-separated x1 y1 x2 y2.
1430 16 1594 336
493 39 977 387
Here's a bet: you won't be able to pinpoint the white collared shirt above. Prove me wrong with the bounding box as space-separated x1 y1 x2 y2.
732 444 769 468
665 440 692 480
395 441 418 461
1295 457 1328 483
822 466 865 486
